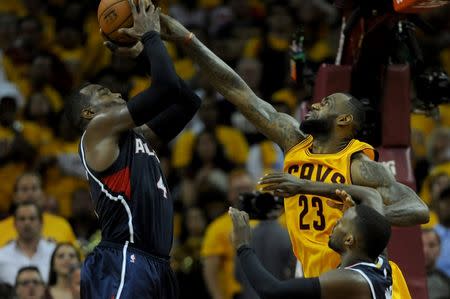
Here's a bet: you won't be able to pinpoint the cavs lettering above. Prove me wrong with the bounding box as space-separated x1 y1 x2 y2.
283 135 376 278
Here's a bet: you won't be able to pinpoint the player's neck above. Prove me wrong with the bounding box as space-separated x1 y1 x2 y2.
311 135 350 154
339 251 374 268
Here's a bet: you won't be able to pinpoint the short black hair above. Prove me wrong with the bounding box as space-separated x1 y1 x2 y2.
65 83 92 131
354 205 391 260
15 266 43 287
344 94 368 133
13 200 43 222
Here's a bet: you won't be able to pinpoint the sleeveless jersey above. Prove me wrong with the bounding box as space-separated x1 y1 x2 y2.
79 130 173 257
345 255 393 299
283 135 376 277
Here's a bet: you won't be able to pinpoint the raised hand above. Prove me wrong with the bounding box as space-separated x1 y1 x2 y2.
326 189 355 213
258 172 304 197
101 29 144 58
119 0 161 40
229 207 251 250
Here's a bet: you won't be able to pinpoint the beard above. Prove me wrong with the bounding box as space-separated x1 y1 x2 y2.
300 117 334 137
328 236 343 255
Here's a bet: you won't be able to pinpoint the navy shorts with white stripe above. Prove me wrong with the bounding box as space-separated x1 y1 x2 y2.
79 131 177 299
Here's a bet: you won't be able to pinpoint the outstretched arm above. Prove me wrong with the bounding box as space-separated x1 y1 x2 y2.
160 14 305 151
259 173 384 214
229 208 371 299
350 153 429 226
83 0 180 172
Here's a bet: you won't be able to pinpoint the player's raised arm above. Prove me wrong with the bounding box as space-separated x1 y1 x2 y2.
350 153 429 226
71 0 182 172
159 14 305 151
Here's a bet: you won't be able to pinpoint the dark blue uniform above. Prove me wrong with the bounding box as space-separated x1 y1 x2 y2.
345 255 393 299
79 130 177 299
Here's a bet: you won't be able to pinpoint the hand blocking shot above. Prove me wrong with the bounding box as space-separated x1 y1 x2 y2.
229 189 393 299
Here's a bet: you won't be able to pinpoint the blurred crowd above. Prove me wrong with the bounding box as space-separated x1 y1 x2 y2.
0 0 449 298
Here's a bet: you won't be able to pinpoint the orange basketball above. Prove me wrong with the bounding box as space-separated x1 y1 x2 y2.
98 0 161 45
98 0 136 46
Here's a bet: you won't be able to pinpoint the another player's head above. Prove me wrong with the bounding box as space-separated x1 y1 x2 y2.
65 83 126 131
328 205 391 261
300 93 367 140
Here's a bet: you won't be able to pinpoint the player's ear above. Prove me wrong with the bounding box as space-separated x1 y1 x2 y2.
344 233 354 248
336 114 353 126
81 107 96 120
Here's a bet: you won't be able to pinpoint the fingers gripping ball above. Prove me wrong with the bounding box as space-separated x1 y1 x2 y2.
98 0 160 45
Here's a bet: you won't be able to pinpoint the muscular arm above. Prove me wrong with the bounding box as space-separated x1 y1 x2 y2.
351 154 429 226
237 245 371 299
84 31 179 172
202 256 226 299
296 180 384 213
182 37 305 151
136 77 201 143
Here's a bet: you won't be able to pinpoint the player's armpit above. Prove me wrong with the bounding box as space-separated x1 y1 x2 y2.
351 154 429 226
319 269 373 299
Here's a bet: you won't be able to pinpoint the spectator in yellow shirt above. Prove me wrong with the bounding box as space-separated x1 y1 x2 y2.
0 171 76 246
201 170 255 299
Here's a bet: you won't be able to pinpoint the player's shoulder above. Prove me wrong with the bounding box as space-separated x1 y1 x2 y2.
320 268 370 295
285 135 313 156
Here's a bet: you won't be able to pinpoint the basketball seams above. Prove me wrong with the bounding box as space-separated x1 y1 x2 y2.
106 14 134 40
99 0 128 20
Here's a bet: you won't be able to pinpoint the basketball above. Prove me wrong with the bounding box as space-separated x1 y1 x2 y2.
98 0 161 46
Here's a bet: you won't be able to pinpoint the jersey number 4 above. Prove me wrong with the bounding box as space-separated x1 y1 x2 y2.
157 176 168 199
299 195 325 231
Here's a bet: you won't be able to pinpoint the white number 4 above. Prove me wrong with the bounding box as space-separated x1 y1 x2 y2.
157 176 167 198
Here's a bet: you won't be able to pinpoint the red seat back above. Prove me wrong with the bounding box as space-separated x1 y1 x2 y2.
381 65 411 146
312 64 352 103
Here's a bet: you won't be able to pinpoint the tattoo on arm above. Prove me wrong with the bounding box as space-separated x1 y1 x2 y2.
184 38 305 151
352 155 429 225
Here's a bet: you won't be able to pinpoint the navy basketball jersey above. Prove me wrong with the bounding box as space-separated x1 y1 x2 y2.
345 255 393 299
79 130 173 257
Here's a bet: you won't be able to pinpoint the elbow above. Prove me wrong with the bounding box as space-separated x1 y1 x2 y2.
417 204 430 224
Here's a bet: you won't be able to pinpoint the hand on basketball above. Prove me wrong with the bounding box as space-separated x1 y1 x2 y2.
159 13 191 43
327 189 355 213
229 207 251 250
102 30 144 58
258 172 304 197
119 0 160 40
